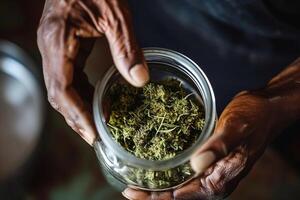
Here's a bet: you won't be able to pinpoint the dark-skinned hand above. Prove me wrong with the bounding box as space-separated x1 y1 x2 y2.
123 58 300 200
37 0 149 145
37 1 300 199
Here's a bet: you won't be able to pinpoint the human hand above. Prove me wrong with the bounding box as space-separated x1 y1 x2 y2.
37 0 149 145
123 91 281 200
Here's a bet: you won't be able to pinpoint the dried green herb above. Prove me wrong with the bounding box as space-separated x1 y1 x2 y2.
107 79 205 188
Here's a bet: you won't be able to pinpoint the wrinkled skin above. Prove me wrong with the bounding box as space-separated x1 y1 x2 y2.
122 93 276 200
37 1 300 199
123 59 300 200
37 0 149 145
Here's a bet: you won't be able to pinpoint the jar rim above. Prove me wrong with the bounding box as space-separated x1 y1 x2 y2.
93 47 216 170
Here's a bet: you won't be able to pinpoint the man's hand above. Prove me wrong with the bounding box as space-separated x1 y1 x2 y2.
123 58 300 200
123 92 277 200
37 0 149 145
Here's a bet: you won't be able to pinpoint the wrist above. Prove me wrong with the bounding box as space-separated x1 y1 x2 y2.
263 57 300 125
232 90 283 143
265 86 300 125
249 85 300 139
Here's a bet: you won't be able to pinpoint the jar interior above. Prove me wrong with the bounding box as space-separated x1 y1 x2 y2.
94 48 216 191
102 62 204 124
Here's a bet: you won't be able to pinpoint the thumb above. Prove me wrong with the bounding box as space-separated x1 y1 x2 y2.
191 120 244 175
104 5 149 87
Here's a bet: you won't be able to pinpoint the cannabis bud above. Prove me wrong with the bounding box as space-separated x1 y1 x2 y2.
107 78 205 188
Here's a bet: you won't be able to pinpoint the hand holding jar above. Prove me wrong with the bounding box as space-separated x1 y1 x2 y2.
37 0 149 145
37 0 300 200
123 59 300 200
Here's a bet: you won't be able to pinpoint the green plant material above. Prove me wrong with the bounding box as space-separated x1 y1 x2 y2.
107 79 205 188
124 163 193 189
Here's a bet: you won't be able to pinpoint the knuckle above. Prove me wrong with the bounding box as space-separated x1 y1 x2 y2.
37 15 65 46
198 164 228 200
201 152 247 200
46 79 66 111
66 118 77 131
65 118 83 137
47 90 60 111
204 177 226 200
48 96 59 111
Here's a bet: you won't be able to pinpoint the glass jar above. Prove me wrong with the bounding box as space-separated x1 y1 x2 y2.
93 48 216 192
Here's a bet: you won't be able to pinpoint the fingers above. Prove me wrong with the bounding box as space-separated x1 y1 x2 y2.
173 179 204 200
176 147 249 200
190 130 237 175
53 87 96 145
122 188 173 200
37 16 97 145
122 188 149 200
191 108 248 174
73 0 149 87
190 128 243 175
103 0 149 87
191 150 217 176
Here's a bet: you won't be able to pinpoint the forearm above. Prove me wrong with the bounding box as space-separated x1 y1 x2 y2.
256 57 300 136
265 58 300 122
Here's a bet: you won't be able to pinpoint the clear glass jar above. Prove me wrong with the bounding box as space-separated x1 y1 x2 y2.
93 48 216 192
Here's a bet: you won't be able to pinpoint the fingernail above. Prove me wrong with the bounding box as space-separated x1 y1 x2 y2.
122 188 149 200
191 151 216 175
122 189 131 200
129 63 149 87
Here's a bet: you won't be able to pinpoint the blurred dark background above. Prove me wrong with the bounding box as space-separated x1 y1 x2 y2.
0 0 123 199
0 0 300 199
